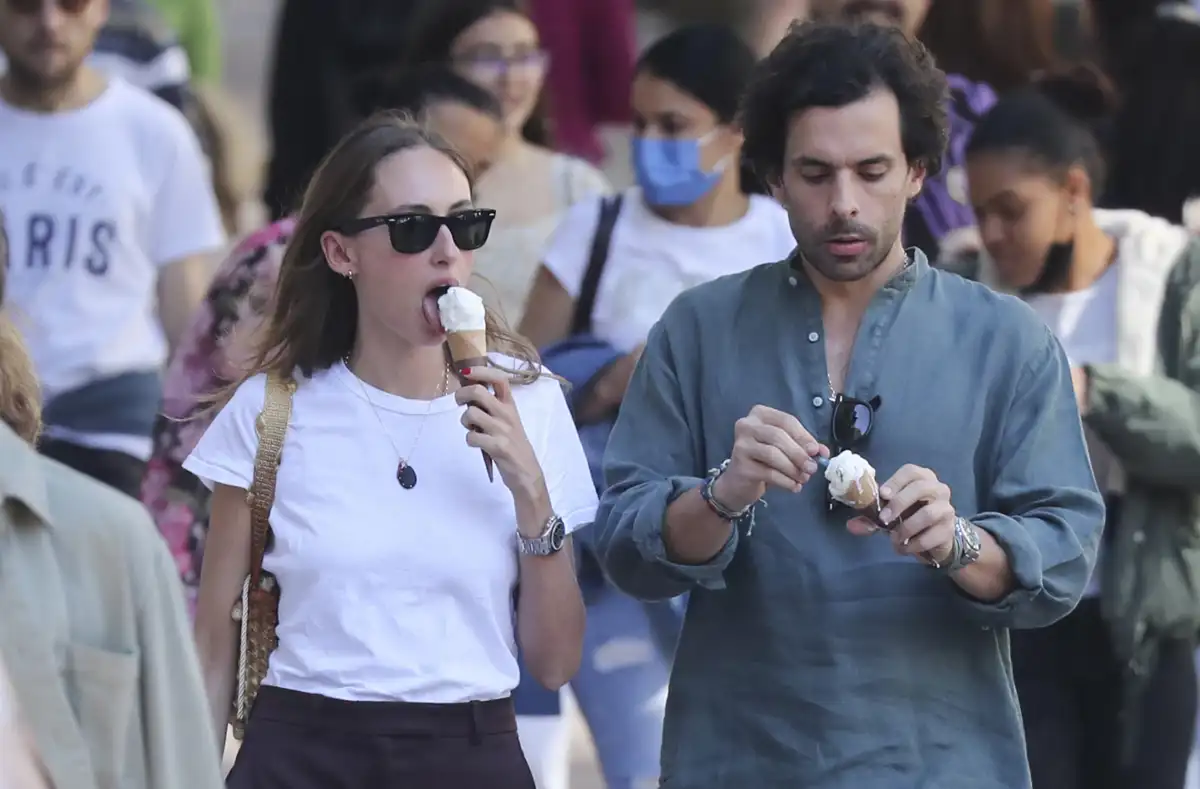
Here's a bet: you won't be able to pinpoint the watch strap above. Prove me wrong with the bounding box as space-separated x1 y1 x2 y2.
940 517 981 573
518 514 566 556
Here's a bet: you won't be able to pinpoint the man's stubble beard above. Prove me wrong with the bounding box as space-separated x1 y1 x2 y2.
1 51 86 101
790 216 901 283
799 240 892 282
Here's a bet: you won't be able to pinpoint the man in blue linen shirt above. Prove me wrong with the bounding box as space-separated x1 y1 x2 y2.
594 21 1105 789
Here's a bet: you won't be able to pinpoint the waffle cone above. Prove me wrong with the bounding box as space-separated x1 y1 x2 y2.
843 473 881 511
446 330 487 363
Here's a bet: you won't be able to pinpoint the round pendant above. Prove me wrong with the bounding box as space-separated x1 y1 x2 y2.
397 462 418 490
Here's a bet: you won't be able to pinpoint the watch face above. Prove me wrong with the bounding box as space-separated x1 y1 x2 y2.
549 518 567 551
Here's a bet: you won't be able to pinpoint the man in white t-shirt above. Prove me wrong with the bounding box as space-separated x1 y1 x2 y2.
0 0 224 498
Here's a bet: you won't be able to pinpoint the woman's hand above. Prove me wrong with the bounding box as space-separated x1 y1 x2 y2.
456 366 549 519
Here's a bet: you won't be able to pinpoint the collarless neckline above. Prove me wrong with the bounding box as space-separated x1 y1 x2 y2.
332 361 461 416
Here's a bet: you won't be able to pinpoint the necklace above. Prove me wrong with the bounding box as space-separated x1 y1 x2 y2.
345 358 450 490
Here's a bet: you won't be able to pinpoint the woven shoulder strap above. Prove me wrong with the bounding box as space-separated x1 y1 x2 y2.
248 374 294 584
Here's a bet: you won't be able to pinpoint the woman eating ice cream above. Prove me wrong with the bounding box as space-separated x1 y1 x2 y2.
186 113 596 788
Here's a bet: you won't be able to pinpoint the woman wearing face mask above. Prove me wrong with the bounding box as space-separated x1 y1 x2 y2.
517 24 796 789
188 113 595 788
946 72 1200 789
397 0 611 327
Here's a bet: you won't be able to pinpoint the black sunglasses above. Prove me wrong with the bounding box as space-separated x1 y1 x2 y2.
825 393 882 513
338 209 496 255
830 393 879 448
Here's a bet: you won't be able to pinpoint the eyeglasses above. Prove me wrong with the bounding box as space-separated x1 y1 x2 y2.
338 209 496 255
455 50 549 79
7 0 92 13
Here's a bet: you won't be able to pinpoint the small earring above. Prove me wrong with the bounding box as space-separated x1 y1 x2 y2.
344 271 355 280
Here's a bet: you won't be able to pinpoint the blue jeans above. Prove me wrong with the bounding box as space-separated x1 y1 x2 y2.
514 552 681 789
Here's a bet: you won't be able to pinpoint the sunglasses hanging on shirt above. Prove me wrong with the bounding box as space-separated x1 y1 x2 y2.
826 393 882 513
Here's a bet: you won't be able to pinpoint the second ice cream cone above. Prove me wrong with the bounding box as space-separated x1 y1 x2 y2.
843 474 879 510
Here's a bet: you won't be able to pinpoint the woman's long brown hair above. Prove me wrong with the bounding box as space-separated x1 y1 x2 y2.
215 112 542 409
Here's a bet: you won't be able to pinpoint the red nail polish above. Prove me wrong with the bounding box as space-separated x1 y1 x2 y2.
462 367 471 375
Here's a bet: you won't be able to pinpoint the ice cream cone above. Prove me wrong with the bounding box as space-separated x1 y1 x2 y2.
824 451 890 528
445 330 488 369
444 330 493 483
822 452 940 564
438 287 494 483
843 473 881 511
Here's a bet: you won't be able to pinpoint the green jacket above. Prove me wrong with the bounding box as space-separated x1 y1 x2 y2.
943 208 1200 680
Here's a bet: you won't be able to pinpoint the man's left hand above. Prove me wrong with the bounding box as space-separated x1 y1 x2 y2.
847 464 956 565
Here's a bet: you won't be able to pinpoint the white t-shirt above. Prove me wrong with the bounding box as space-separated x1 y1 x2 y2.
1027 263 1120 597
183 357 598 703
0 78 224 433
542 188 797 352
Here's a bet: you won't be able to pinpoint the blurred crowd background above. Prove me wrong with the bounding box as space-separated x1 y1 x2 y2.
3 0 1200 787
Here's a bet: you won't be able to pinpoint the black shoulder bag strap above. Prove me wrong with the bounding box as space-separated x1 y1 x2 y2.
570 194 624 336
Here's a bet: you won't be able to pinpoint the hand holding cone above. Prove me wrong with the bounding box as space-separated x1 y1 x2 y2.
445 332 494 482
439 286 494 482
820 452 939 565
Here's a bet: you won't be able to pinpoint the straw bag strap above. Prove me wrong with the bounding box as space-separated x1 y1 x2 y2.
248 374 295 586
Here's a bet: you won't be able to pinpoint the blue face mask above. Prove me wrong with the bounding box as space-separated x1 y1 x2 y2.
632 131 727 207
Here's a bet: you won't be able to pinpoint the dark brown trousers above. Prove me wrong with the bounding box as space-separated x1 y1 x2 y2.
226 687 535 789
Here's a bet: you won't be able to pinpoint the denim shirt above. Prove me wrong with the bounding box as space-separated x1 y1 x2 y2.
594 250 1105 789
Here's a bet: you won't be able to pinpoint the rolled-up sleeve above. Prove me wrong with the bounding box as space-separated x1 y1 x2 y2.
959 328 1106 629
594 316 739 601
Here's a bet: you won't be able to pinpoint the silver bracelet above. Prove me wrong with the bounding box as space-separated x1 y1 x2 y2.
701 460 765 534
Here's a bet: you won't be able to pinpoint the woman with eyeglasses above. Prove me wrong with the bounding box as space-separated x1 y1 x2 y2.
396 0 611 327
187 114 596 788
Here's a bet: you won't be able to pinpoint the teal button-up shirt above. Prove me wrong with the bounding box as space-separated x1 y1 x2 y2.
595 251 1105 788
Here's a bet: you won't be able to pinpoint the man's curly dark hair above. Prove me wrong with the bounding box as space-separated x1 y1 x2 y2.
739 21 950 184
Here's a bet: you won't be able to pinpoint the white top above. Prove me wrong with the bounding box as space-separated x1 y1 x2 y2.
0 78 225 455
1026 264 1120 370
1027 263 1120 597
471 154 609 326
183 356 598 703
543 188 797 352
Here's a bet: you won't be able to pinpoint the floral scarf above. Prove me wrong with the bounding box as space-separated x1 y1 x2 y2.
140 219 294 613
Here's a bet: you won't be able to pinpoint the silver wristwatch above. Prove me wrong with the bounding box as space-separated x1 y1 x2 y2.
940 516 982 573
518 514 567 556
